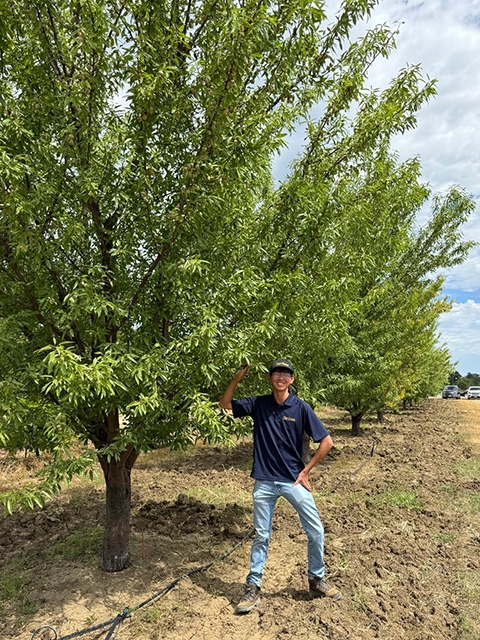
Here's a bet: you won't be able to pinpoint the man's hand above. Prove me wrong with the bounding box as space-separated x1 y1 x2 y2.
234 364 250 382
218 364 250 410
293 435 333 491
293 469 311 492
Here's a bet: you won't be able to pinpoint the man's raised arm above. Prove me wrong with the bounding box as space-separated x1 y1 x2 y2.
218 365 250 410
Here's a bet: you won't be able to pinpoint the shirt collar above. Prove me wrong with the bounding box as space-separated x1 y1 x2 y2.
270 392 294 407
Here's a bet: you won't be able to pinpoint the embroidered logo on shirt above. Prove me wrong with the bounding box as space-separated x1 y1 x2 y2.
283 416 296 422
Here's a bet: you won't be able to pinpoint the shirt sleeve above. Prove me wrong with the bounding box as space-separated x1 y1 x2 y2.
231 396 258 419
302 403 329 442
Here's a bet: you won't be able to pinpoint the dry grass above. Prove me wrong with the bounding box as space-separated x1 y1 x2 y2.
0 452 44 493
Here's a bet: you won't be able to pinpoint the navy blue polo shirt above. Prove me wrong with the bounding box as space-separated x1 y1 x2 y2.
231 393 329 483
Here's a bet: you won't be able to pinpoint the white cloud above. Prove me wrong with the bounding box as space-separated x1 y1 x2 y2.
442 248 480 291
365 0 480 196
438 300 480 373
360 0 480 372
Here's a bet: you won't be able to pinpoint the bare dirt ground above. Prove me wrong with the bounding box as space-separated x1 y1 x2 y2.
1 398 480 640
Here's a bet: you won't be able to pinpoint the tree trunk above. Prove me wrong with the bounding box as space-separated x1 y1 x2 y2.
99 445 138 572
351 413 363 436
377 410 384 424
302 431 311 465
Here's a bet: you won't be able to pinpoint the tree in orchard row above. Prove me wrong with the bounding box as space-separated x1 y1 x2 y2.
323 186 475 433
0 0 468 570
397 337 452 409
269 181 473 434
305 182 474 433
245 116 474 432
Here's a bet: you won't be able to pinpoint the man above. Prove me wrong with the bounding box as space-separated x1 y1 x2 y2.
219 358 342 614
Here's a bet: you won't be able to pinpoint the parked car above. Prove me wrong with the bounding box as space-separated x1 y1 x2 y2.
441 385 461 399
466 386 480 399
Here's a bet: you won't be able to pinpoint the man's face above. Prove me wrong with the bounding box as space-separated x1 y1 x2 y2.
269 368 294 392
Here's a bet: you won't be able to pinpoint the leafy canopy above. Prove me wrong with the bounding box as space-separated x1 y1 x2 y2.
0 0 475 509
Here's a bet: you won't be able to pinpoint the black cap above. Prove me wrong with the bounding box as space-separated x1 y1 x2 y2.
269 358 294 375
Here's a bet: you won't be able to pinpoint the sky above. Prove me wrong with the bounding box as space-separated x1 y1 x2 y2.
274 0 480 376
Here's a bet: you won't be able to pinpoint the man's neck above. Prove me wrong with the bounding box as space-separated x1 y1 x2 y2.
272 389 290 404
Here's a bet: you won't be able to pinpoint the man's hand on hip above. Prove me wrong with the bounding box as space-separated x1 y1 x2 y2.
293 469 311 492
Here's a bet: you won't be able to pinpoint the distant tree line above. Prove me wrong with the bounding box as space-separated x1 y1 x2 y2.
449 372 480 389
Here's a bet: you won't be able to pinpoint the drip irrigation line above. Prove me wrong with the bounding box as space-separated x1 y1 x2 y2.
330 440 378 493
31 527 254 640
30 613 126 640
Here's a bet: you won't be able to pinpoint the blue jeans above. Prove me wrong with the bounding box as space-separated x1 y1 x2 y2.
246 480 325 587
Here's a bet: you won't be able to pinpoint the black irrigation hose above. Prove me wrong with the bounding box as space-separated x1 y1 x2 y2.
330 441 377 493
30 527 255 640
30 611 129 640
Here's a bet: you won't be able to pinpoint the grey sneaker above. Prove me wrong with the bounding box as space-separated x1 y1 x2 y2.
235 583 261 614
309 577 342 601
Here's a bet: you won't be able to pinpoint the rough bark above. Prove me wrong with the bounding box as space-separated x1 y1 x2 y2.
351 412 363 436
99 441 139 572
302 431 311 465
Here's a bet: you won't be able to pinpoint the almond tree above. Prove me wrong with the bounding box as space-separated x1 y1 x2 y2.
0 0 468 569
0 0 387 571
313 186 474 434
254 134 474 433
